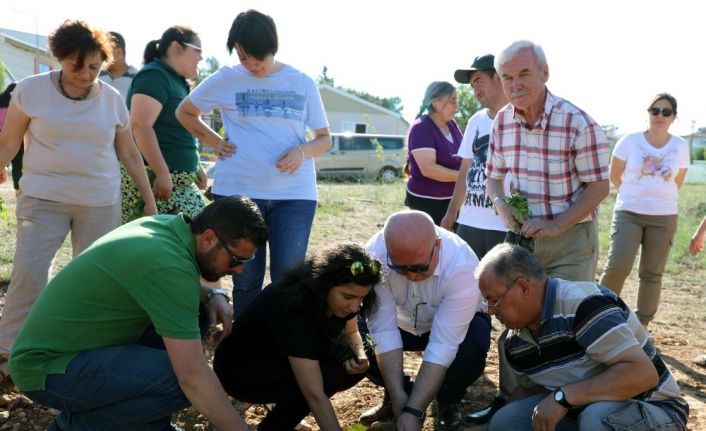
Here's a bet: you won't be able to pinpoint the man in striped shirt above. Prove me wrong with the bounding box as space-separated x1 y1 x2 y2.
476 243 688 431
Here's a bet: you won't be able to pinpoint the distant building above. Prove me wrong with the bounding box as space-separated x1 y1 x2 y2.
0 27 58 82
682 128 706 149
319 84 409 135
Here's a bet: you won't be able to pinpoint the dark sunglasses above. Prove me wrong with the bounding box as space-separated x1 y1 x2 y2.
214 230 256 267
387 244 435 274
648 107 674 117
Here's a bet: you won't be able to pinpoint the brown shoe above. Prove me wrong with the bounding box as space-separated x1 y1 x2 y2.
359 391 393 424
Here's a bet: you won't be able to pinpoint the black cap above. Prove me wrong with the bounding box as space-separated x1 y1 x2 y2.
454 54 495 84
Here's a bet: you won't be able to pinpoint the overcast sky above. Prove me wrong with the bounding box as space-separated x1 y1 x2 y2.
3 0 705 136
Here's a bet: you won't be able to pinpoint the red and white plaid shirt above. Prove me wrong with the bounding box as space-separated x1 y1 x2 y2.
486 89 609 220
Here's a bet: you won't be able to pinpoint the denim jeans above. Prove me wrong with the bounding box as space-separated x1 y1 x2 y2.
488 393 684 431
213 196 317 319
25 344 189 431
359 312 491 404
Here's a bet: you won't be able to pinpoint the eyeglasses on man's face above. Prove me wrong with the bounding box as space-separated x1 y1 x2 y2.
213 230 256 267
647 107 674 117
387 242 436 274
482 277 520 311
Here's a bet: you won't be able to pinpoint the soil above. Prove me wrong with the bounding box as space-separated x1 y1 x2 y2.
0 183 704 430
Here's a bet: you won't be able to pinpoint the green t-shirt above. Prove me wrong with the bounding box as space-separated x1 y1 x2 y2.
127 59 198 173
9 214 202 391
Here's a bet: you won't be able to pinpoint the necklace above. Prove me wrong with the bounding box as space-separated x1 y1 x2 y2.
58 71 93 101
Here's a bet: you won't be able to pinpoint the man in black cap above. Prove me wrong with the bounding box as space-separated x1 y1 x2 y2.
441 54 512 426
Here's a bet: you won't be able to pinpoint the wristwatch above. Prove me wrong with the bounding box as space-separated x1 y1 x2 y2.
553 387 573 409
401 406 426 422
207 288 231 303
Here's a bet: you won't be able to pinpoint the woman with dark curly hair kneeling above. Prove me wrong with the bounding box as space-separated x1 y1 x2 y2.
214 243 382 431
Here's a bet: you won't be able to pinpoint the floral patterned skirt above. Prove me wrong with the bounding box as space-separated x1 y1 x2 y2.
120 165 206 224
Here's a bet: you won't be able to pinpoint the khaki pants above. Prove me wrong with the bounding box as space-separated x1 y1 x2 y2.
0 193 120 356
497 219 599 397
599 210 677 324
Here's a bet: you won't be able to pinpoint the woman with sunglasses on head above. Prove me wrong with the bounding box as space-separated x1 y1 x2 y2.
405 81 462 225
213 243 381 431
599 93 689 330
177 9 331 320
0 20 156 389
121 25 210 223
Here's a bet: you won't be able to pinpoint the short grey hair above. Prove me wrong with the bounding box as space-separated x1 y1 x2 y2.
475 243 546 283
495 40 547 73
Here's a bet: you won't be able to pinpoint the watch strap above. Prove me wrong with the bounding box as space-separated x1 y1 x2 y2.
554 387 573 409
401 406 426 422
207 288 231 303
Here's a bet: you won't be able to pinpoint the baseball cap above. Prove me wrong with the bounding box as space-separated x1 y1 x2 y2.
454 54 495 84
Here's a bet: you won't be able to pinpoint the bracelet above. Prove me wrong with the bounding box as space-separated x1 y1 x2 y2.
296 145 306 160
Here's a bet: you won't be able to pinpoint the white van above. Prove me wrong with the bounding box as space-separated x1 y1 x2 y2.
316 133 406 182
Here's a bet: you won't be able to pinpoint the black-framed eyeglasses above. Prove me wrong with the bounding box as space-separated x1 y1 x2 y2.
387 243 435 274
213 230 256 267
482 277 519 310
647 107 674 117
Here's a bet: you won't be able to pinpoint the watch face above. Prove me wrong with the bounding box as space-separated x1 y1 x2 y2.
554 390 564 402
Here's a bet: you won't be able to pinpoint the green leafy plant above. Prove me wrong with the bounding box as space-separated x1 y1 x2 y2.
345 423 366 431
503 193 530 232
0 196 6 220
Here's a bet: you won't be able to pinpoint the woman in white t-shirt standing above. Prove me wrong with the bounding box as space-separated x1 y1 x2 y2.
0 20 156 387
177 9 331 319
599 93 689 329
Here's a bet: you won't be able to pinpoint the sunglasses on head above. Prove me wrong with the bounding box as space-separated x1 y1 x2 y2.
386 244 435 274
350 259 382 279
648 107 674 117
214 230 256 267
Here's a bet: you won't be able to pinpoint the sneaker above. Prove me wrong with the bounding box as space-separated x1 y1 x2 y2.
359 391 393 424
465 396 506 425
436 403 463 431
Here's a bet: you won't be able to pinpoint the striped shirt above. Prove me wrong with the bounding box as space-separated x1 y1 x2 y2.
486 90 609 220
505 278 689 427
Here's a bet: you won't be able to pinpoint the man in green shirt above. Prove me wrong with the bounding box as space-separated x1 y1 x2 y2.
9 196 268 431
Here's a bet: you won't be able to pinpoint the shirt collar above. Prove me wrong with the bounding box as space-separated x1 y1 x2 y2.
539 276 558 325
512 88 555 130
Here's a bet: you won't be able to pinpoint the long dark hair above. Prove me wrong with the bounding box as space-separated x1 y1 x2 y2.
143 25 198 65
0 82 17 108
281 243 382 318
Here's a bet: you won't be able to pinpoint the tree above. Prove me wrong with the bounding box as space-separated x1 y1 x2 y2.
318 66 335 87
195 56 221 86
454 84 481 131
316 66 403 114
0 60 7 92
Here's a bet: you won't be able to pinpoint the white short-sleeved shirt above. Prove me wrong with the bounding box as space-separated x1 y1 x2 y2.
365 228 481 367
613 132 690 215
457 109 510 231
188 64 329 200
13 72 128 206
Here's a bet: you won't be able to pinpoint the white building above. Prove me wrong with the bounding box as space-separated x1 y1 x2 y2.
0 28 58 82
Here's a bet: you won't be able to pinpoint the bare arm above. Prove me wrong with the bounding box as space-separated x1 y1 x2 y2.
164 337 251 431
288 356 342 431
376 348 408 417
410 149 458 182
396 361 446 430
441 158 471 230
341 317 370 375
691 215 706 254
487 177 517 230
521 179 609 239
114 127 157 215
0 103 30 183
275 127 332 175
609 156 626 190
674 167 688 188
176 98 235 160
130 94 173 200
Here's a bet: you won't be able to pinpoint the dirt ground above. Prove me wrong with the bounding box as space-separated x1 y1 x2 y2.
0 183 705 430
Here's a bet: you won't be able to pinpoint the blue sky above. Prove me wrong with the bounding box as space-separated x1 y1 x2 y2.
3 0 705 136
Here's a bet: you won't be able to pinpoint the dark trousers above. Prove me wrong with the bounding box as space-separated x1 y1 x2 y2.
359 312 491 404
213 353 364 430
405 191 451 226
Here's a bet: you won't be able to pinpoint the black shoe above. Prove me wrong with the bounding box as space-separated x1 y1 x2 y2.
465 396 506 425
436 403 463 430
45 421 62 431
359 391 393 424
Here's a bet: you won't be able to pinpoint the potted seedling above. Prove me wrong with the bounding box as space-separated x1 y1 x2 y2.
503 193 534 252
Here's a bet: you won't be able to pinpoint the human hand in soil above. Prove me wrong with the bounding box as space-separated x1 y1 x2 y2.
207 295 234 342
531 393 567 431
343 356 369 375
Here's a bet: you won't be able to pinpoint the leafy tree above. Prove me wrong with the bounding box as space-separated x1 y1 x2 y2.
195 56 220 86
316 66 403 114
454 84 481 131
0 60 7 92
318 66 335 87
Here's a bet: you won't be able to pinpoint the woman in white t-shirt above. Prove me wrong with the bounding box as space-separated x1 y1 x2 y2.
599 93 689 329
176 10 331 320
0 20 156 387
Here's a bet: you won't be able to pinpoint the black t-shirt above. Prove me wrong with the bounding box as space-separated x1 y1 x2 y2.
216 281 349 364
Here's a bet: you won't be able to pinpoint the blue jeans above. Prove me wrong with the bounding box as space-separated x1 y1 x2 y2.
489 393 684 431
359 312 491 404
213 196 317 319
25 344 189 431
